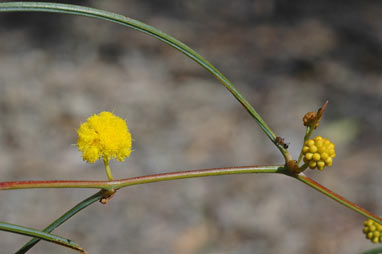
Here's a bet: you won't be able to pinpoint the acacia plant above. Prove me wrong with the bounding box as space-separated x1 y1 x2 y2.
0 2 381 253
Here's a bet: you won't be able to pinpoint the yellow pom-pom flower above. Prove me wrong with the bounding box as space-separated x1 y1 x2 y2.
302 136 335 170
363 219 382 243
77 111 132 164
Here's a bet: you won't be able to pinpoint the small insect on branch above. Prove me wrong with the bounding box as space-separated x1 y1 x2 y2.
276 136 289 149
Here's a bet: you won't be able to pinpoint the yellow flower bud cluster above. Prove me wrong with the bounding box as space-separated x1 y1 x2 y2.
77 111 132 163
363 219 382 243
302 136 335 170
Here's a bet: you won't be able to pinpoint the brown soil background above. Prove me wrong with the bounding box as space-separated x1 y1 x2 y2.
0 0 381 253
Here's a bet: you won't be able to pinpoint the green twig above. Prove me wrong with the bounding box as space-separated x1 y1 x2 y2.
0 165 380 225
0 222 85 253
297 127 311 165
0 165 285 191
103 159 113 181
15 190 106 254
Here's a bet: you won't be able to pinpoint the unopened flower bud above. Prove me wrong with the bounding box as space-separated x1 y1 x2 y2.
302 136 336 170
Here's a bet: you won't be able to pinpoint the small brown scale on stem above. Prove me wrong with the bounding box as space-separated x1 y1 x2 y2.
100 189 116 204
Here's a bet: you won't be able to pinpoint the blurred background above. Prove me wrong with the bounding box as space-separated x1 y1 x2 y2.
0 0 381 253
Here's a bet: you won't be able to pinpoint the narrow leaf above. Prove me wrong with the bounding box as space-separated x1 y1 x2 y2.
0 222 85 253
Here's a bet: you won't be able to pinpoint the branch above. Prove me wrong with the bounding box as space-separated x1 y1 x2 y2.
1 165 379 225
0 165 285 191
296 173 382 224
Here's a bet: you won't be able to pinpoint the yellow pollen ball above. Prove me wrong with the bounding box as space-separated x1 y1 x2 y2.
309 145 318 153
317 161 325 170
312 153 321 161
309 161 316 169
321 152 329 160
316 140 323 147
77 111 132 163
305 153 313 160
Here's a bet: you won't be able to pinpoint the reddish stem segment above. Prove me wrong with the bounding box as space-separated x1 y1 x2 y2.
296 173 382 223
0 165 284 191
1 166 380 225
0 180 109 190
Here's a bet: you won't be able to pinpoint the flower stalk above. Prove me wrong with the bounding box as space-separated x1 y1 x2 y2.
104 159 113 181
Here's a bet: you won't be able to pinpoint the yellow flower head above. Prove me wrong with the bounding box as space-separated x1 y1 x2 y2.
363 219 382 243
77 111 132 163
302 136 336 170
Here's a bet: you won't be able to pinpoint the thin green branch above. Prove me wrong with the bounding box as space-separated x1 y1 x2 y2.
295 173 382 224
15 190 106 254
0 165 285 191
0 165 380 228
0 222 85 253
0 2 290 159
0 180 113 191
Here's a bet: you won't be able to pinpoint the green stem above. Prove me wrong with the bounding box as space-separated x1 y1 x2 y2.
0 165 284 191
297 127 311 165
0 2 288 158
0 222 85 253
1 165 380 226
298 162 309 173
15 190 106 254
116 165 285 189
103 159 113 181
295 173 382 224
